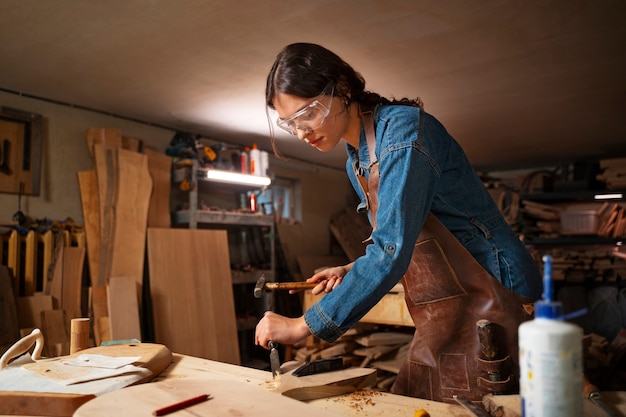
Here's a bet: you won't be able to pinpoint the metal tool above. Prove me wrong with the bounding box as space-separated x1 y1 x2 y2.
583 376 619 417
452 395 491 417
253 274 317 298
476 319 501 383
268 341 281 378
292 357 344 377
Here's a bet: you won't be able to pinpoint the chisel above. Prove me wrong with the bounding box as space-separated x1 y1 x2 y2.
268 341 281 378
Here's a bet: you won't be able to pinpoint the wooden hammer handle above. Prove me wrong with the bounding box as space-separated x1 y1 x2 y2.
264 282 318 290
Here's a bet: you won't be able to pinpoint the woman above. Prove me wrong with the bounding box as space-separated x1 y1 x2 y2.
256 43 542 401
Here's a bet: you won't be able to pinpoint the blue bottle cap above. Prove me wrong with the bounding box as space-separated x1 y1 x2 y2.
535 300 563 319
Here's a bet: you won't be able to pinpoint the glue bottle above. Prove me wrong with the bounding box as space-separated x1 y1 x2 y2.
518 255 583 417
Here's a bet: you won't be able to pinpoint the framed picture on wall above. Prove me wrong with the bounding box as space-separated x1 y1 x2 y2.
0 106 42 196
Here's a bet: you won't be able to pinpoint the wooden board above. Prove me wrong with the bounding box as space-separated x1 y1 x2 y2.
17 294 53 330
147 228 240 364
60 247 86 321
271 364 377 401
85 127 122 159
77 170 101 287
0 343 172 417
107 276 141 341
0 266 19 354
109 148 152 289
74 377 344 417
143 147 172 228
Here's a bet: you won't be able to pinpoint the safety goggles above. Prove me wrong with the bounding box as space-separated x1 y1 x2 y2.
275 83 334 135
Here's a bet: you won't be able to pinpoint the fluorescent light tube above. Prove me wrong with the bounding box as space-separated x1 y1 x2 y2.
205 169 271 186
594 193 623 200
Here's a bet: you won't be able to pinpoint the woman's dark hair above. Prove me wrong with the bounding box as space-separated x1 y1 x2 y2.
265 43 423 155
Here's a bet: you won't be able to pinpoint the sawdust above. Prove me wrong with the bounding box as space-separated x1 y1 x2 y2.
332 389 383 411
261 373 281 391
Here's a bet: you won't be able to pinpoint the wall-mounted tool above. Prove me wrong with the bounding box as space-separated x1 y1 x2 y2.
253 274 317 298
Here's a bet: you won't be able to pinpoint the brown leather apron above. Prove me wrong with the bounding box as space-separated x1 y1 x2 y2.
356 107 534 403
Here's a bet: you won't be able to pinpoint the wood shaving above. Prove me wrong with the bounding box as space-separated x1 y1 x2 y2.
332 389 383 410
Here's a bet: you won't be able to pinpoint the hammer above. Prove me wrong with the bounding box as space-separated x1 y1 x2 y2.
253 274 317 298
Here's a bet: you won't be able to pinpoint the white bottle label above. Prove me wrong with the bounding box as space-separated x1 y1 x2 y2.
519 321 583 417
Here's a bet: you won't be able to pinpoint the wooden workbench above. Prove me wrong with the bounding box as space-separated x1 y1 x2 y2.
4 353 626 416
153 353 476 417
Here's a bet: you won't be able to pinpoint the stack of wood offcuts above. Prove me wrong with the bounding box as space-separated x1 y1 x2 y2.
293 324 412 392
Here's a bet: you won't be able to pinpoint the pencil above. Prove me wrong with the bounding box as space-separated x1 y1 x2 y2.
152 394 211 416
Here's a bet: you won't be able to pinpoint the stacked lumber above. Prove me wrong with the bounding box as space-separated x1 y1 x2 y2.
597 158 626 190
520 200 562 237
293 323 412 392
533 247 626 282
596 202 626 238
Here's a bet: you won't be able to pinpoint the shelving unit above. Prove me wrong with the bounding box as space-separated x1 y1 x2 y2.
171 160 275 368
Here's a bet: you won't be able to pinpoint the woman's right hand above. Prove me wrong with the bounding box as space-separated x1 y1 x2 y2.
306 262 353 295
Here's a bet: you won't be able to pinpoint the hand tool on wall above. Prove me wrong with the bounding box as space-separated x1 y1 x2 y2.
583 375 619 417
253 274 317 298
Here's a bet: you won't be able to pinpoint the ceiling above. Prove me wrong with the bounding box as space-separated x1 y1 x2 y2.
1 1 625 173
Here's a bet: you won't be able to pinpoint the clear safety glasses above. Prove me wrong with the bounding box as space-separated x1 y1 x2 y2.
275 83 334 135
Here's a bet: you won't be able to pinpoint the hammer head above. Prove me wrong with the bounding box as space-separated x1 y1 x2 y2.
253 274 266 298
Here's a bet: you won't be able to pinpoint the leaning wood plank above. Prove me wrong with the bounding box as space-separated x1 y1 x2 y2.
46 234 65 310
107 276 141 341
144 147 172 228
94 144 118 288
0 266 20 353
110 149 152 294
85 127 122 159
147 228 240 364
16 293 53 330
91 285 110 345
77 170 100 287
41 309 69 357
61 247 86 321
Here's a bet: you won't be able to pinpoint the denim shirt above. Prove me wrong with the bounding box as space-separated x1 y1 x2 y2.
304 104 542 343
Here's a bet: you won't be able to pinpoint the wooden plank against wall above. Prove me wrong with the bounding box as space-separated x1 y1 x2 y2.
77 170 100 288
147 228 239 364
143 147 171 229
61 247 86 322
107 276 141 341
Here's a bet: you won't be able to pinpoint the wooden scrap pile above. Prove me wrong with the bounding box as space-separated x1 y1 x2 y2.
533 247 626 282
520 200 562 238
596 202 626 238
293 323 413 392
597 158 626 190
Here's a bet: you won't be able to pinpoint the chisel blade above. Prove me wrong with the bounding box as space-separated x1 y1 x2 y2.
268 341 281 378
